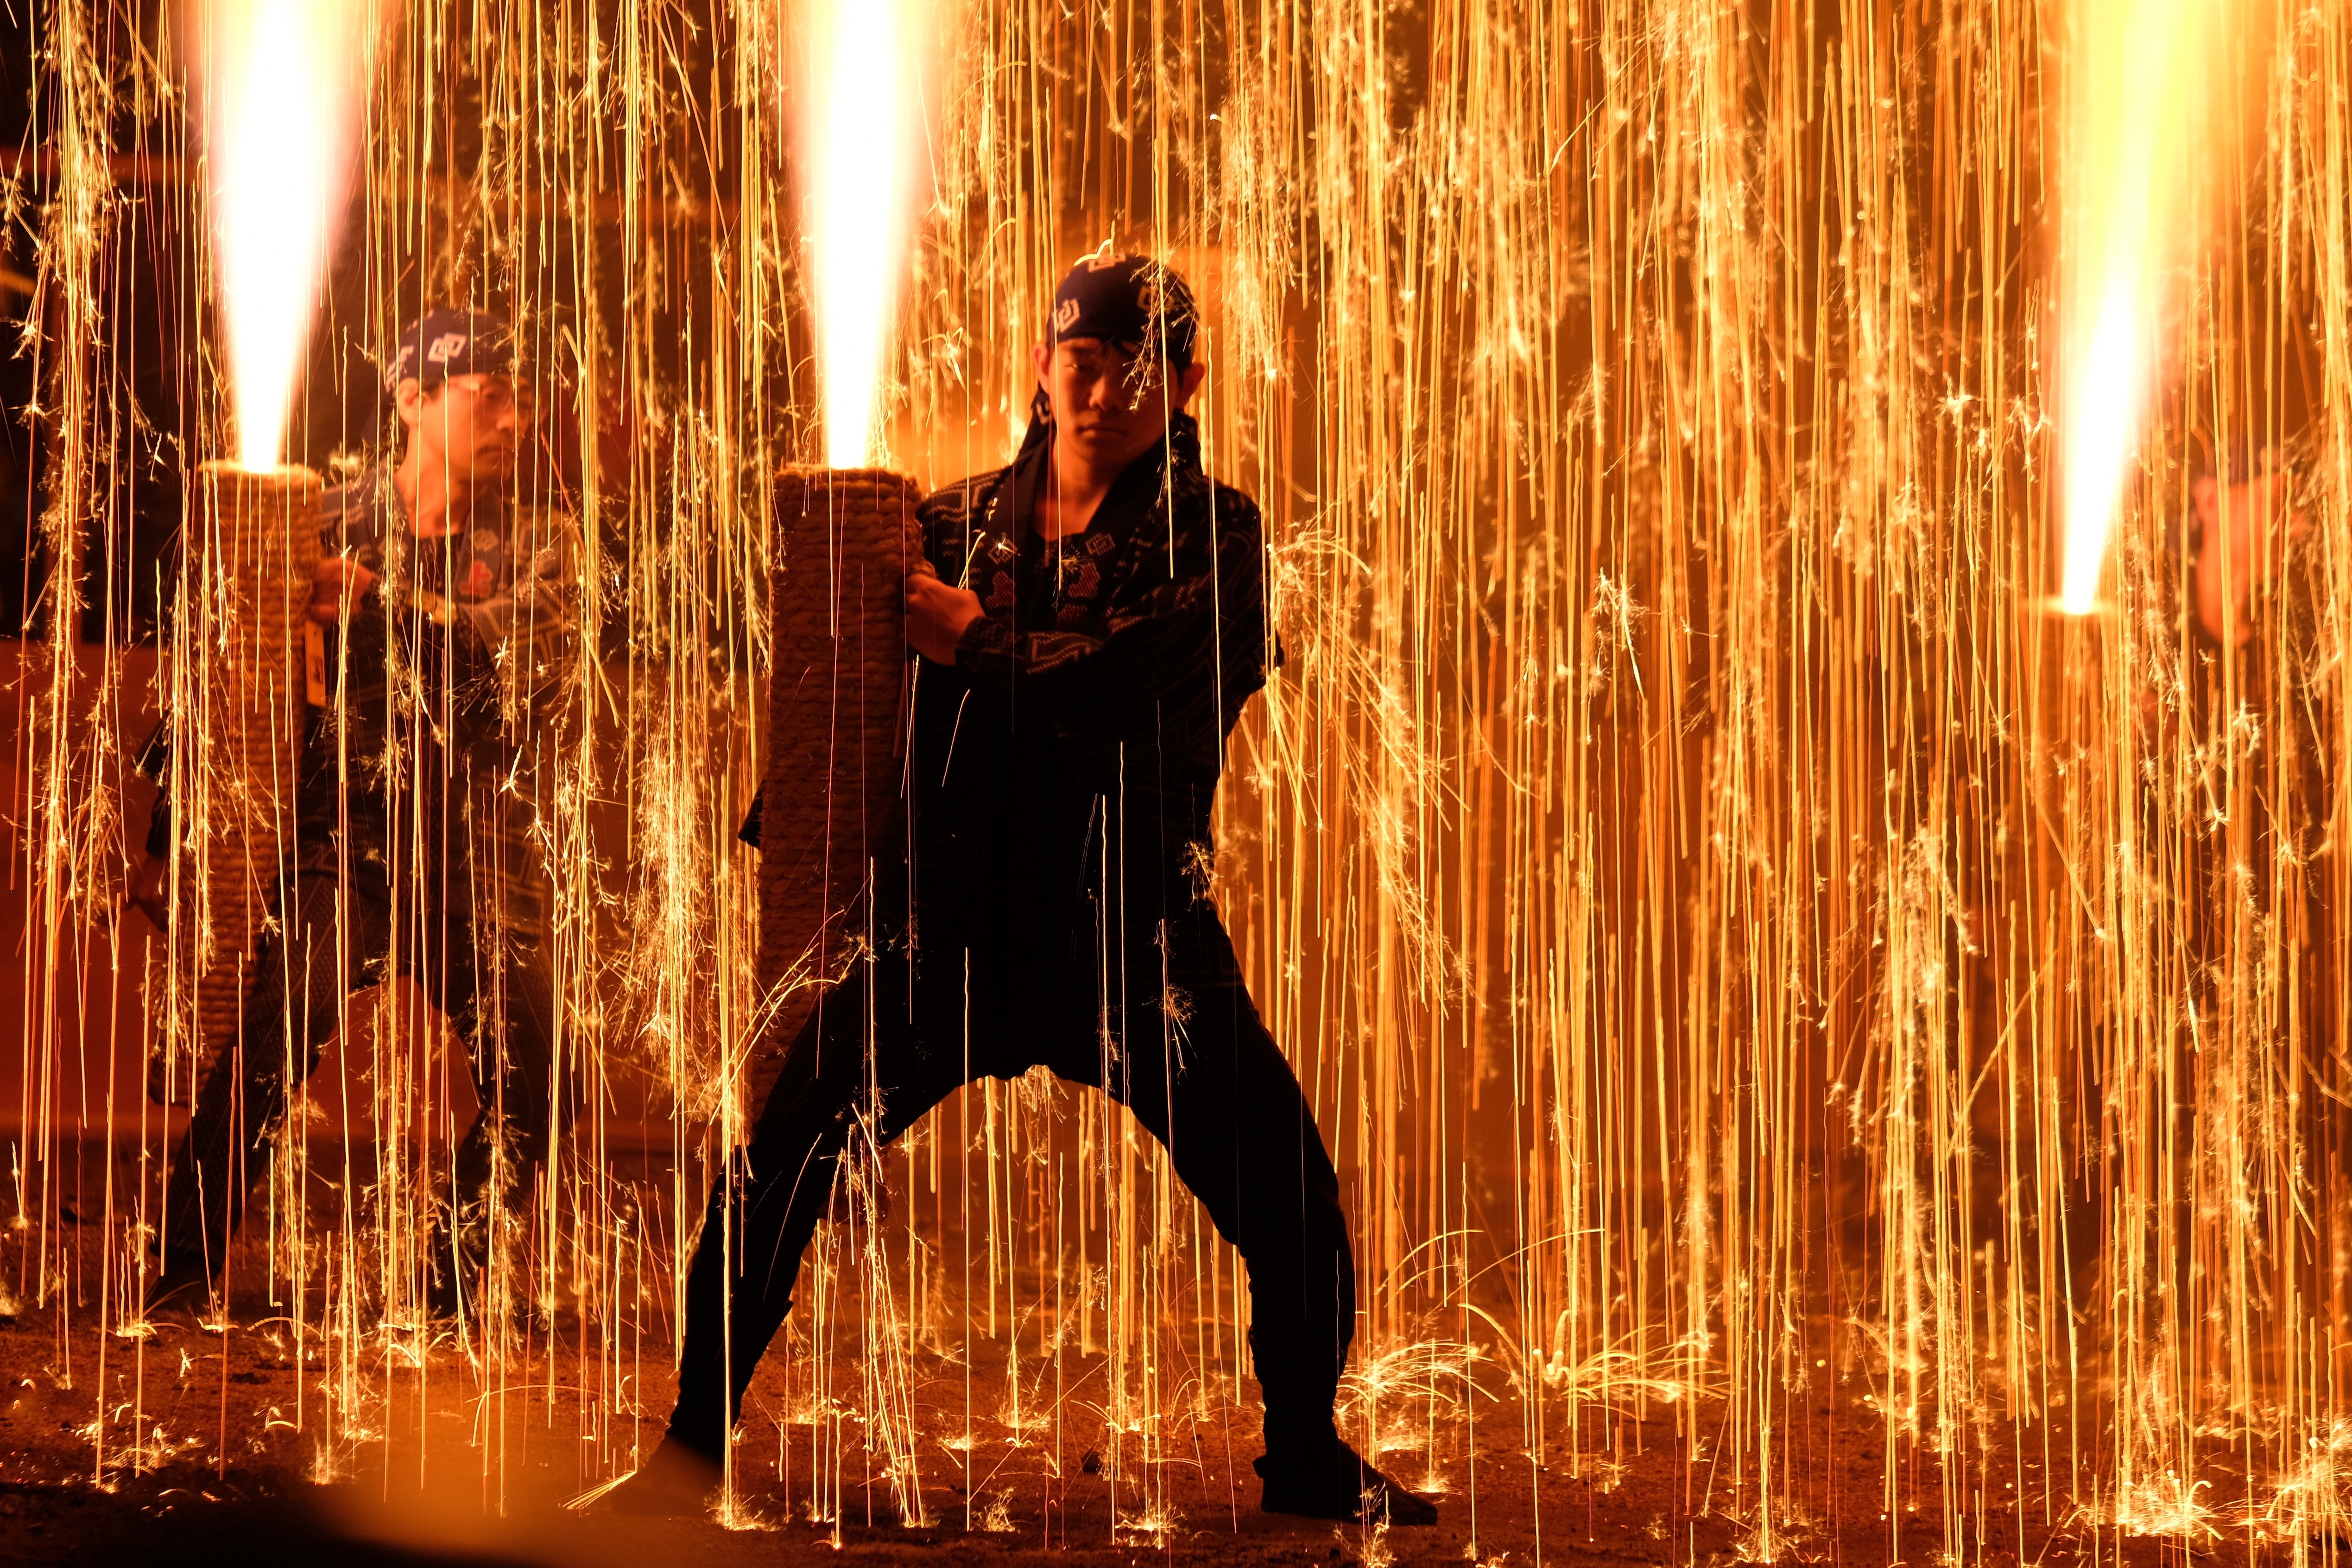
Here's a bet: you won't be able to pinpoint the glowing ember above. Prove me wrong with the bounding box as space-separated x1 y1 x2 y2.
189 0 366 472
797 0 925 468
2055 0 2204 615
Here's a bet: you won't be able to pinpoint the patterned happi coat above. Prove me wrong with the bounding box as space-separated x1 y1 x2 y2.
905 410 1272 939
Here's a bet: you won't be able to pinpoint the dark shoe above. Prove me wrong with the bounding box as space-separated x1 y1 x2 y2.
425 1205 490 1324
604 1435 722 1517
143 1258 215 1322
424 1252 469 1324
1256 1438 1439 1526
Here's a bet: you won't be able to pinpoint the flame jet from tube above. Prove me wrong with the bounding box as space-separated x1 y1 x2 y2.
189 0 367 472
2055 0 2207 614
795 0 927 468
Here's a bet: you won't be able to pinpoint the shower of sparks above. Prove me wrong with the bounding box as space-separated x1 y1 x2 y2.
3 0 2346 1558
798 0 925 468
2056 0 2207 614
189 0 367 470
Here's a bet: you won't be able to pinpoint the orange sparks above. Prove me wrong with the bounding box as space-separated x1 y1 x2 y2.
2055 0 2209 614
795 0 929 469
188 0 366 472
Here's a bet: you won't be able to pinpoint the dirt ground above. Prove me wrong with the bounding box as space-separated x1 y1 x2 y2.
0 1271 2233 1568
0 1143 2262 1568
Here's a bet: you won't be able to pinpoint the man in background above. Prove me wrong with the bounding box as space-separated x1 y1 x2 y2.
138 307 579 1324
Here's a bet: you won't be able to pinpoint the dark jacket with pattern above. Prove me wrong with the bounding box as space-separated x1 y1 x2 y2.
143 471 577 919
905 411 1270 936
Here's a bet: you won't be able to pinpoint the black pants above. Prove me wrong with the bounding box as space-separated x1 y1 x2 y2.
160 836 562 1293
664 854 1354 1460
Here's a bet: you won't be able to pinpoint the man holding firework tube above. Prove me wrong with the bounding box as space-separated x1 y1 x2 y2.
620 253 1438 1528
140 307 575 1323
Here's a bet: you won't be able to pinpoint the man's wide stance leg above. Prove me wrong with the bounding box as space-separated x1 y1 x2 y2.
663 951 961 1462
1047 850 1434 1526
1050 895 1356 1457
155 867 392 1306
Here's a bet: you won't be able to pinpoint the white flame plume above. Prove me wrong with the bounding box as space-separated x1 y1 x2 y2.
189 0 366 472
797 0 926 468
2055 0 2207 615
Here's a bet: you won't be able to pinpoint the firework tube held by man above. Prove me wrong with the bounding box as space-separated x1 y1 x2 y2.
612 250 1440 1529
143 462 322 1112
746 464 930 1109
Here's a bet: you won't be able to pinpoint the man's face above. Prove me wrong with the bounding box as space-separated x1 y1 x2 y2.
1033 337 1204 473
403 372 533 487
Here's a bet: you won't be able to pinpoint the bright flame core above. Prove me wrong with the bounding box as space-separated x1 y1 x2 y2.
801 0 923 468
191 0 365 472
2055 0 2204 615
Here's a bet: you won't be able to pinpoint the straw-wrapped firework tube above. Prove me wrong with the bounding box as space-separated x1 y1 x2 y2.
752 467 928 1108
162 461 322 1100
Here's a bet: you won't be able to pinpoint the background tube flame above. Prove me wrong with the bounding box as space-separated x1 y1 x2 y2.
799 0 923 468
190 0 366 473
2055 0 2206 615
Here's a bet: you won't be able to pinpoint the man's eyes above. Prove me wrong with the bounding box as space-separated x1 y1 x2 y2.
1066 354 1153 386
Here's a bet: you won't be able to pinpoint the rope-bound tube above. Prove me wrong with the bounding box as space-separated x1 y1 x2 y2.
752 466 928 1109
159 460 322 1102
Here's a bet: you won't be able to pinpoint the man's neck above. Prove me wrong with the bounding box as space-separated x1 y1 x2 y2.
1037 447 1109 541
394 447 481 539
1039 435 1163 540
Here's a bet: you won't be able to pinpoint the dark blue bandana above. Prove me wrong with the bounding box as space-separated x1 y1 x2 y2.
1049 250 1199 373
385 307 517 393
